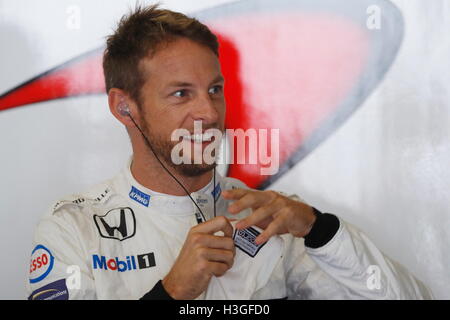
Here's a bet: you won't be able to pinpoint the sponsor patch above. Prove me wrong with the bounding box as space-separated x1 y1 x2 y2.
92 252 155 272
233 227 267 258
129 186 150 207
196 198 208 205
29 245 55 284
94 207 136 241
28 279 68 300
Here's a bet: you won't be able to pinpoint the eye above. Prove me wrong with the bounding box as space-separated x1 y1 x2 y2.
209 85 223 95
173 89 187 98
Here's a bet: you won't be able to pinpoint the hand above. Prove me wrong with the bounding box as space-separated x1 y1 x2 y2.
222 189 316 245
162 216 235 300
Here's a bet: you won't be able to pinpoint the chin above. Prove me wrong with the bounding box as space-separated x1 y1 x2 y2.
175 163 217 177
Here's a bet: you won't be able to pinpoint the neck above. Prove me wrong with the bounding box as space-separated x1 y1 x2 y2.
130 152 213 196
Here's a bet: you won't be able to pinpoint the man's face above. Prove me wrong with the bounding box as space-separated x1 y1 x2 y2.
136 37 226 176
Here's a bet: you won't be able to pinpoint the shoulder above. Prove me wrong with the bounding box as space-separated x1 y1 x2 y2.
50 182 113 216
33 177 121 246
38 177 119 233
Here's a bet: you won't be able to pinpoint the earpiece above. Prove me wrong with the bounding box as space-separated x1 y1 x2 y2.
118 104 130 116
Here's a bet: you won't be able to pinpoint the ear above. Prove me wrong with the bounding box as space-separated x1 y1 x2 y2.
108 88 136 127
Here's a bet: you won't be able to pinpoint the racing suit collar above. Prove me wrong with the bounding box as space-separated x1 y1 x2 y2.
118 156 222 218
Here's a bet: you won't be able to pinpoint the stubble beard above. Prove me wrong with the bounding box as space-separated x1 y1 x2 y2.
141 121 217 177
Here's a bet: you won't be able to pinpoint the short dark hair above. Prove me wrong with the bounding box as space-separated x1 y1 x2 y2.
103 4 219 105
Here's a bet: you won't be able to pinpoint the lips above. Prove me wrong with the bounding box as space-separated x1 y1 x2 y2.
0 0 403 189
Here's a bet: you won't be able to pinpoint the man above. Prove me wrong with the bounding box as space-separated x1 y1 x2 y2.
27 5 432 300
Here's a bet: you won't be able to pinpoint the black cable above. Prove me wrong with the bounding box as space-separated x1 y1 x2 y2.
128 115 207 223
213 166 216 218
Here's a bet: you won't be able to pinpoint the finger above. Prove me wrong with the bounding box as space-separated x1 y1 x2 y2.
227 191 269 214
208 261 231 277
255 217 286 245
254 216 274 230
235 198 284 230
193 216 233 237
221 188 250 200
192 234 235 251
199 248 235 269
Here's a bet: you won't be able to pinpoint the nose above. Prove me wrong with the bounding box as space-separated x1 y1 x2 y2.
191 93 220 126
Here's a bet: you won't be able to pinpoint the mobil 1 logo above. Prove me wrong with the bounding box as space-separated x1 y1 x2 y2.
93 252 156 272
137 252 156 269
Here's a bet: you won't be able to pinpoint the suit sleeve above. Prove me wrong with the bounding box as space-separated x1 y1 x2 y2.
284 212 433 299
26 210 97 300
140 280 174 300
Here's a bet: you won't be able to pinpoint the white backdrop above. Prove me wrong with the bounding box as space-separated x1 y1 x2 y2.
0 0 449 299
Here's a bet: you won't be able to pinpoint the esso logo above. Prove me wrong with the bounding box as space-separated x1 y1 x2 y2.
29 245 54 284
29 252 49 273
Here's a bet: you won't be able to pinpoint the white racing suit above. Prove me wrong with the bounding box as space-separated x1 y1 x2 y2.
26 159 433 300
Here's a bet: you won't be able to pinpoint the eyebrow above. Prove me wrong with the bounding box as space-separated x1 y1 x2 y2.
165 75 224 88
211 75 225 84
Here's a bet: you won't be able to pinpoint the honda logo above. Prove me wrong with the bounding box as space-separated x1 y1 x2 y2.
94 207 136 241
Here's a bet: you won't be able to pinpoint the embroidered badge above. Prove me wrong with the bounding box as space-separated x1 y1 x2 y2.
129 186 150 207
233 227 266 258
